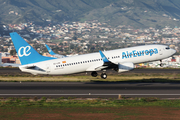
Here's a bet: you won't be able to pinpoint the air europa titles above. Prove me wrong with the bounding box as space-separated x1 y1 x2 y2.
122 48 158 59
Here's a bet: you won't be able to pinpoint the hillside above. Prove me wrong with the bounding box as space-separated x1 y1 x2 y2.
0 0 118 24
84 0 180 28
0 0 180 28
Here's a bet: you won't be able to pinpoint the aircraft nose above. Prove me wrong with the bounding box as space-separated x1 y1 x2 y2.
171 49 176 55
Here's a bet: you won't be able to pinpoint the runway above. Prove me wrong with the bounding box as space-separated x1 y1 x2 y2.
0 82 180 98
0 68 180 98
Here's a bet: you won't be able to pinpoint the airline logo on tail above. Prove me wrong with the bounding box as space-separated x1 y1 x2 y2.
18 46 31 57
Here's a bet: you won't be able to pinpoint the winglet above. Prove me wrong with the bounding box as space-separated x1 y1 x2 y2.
45 44 56 55
99 50 109 63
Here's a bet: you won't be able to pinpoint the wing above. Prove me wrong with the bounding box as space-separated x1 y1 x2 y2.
86 50 118 71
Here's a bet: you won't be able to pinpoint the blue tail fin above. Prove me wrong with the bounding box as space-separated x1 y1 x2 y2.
10 32 55 65
45 44 56 55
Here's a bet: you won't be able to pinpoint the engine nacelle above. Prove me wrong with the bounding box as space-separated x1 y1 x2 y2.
118 62 134 73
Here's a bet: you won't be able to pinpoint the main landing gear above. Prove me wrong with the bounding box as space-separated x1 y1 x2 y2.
91 71 98 77
101 73 107 79
160 60 163 67
91 71 107 79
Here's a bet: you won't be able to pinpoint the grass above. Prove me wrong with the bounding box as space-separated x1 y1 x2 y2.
0 97 180 119
0 97 179 107
0 73 179 82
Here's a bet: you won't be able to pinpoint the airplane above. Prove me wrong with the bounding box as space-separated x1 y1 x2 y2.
10 32 176 79
45 44 66 58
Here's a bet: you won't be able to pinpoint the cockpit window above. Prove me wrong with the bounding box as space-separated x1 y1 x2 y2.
166 47 170 50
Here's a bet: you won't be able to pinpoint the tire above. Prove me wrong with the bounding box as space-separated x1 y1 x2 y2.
91 71 98 77
101 73 107 79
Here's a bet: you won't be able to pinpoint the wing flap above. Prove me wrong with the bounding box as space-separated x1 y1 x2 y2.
86 63 108 71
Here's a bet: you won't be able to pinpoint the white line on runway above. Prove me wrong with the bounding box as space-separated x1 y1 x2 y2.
0 94 180 96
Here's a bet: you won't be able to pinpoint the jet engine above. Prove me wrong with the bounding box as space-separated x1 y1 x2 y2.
118 62 134 73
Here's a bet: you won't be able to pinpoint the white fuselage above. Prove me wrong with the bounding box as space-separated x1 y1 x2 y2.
19 45 176 75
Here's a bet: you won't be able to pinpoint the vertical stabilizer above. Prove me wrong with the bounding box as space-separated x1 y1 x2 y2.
10 32 55 65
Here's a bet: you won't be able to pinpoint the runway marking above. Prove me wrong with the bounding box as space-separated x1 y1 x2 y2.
0 94 180 96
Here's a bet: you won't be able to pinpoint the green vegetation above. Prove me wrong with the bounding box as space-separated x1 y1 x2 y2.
0 97 180 119
0 72 180 82
0 97 179 107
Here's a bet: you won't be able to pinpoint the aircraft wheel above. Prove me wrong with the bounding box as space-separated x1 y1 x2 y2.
91 71 98 77
101 73 107 79
160 63 163 67
160 60 163 67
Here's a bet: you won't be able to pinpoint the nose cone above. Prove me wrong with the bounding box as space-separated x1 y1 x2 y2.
171 49 176 55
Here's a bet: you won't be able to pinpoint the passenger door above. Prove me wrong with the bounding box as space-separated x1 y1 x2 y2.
159 48 163 55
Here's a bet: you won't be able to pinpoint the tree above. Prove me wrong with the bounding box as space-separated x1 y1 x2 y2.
70 44 75 49
72 36 77 40
10 50 16 56
155 24 163 30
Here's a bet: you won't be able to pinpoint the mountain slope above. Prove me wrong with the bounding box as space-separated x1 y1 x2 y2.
0 0 180 28
0 0 118 24
84 0 180 28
